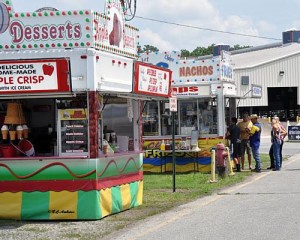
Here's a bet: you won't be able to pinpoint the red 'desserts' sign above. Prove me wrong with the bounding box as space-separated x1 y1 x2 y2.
0 59 71 94
134 62 172 98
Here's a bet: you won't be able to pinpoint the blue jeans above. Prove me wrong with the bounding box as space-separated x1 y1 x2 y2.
251 147 261 170
272 142 281 170
269 141 284 168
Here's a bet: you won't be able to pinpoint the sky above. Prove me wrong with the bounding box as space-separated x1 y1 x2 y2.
10 0 300 52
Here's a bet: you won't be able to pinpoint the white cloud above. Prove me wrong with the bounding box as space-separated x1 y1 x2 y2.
257 21 277 34
11 0 284 51
134 0 276 51
138 11 271 50
12 0 103 12
289 20 300 31
139 29 175 52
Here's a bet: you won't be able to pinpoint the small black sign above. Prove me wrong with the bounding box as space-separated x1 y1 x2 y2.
288 126 300 141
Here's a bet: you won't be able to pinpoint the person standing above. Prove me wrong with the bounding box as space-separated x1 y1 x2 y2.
268 117 287 169
226 117 241 172
249 114 262 172
271 121 284 171
237 113 253 170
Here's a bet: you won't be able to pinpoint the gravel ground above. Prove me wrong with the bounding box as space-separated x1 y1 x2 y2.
0 212 131 240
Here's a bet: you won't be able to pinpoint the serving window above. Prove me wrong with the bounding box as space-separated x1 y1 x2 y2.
179 100 197 135
198 98 218 134
142 101 159 136
102 103 134 138
142 98 218 137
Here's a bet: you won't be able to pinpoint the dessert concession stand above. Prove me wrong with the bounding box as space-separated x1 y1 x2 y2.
0 0 171 220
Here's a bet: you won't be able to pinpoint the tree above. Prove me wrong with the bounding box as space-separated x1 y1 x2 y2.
180 49 190 58
230 44 252 51
190 45 215 57
138 44 252 57
185 44 252 57
138 44 159 53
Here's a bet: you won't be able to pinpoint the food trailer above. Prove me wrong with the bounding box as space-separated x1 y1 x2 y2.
0 0 172 220
139 51 236 173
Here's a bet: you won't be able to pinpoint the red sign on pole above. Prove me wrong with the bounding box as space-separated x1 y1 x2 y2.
169 97 177 112
169 90 177 112
134 62 172 98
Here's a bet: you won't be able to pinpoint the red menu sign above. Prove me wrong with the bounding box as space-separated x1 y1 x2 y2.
0 58 71 94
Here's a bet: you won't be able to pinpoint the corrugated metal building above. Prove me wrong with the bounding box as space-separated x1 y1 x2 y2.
232 30 300 120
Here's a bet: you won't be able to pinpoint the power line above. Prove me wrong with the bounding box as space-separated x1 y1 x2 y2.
135 16 281 41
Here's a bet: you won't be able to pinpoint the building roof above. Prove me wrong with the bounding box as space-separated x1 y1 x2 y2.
231 43 300 69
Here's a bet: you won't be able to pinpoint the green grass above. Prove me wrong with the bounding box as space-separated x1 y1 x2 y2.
101 154 273 238
62 233 82 239
24 227 44 232
142 166 249 210
110 153 272 223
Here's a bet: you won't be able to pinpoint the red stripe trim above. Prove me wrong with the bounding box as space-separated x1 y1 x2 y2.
0 172 143 193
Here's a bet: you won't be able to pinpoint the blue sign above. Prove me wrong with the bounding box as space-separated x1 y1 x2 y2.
251 84 262 98
288 125 300 141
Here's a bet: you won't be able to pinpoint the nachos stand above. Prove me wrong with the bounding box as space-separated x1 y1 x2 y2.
139 50 236 173
0 0 172 221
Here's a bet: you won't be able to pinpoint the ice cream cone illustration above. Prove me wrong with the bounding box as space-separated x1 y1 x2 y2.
1 125 8 140
22 125 29 139
9 130 16 141
16 125 23 139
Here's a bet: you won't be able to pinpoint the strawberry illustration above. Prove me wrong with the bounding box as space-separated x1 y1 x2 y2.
109 13 122 47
